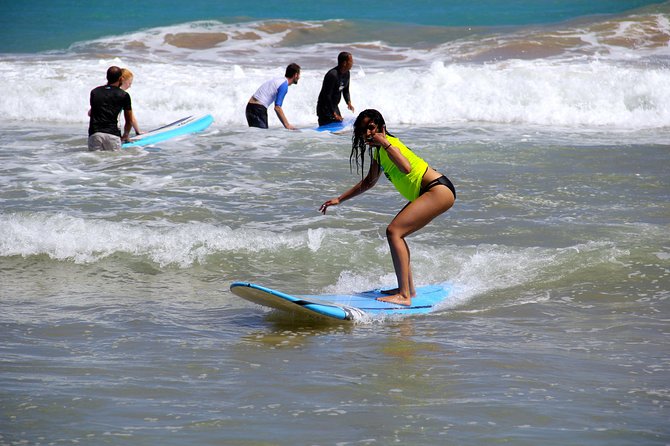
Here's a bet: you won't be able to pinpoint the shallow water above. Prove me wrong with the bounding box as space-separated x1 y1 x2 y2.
2 121 669 445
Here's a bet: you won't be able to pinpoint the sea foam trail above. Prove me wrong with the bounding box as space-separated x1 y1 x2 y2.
316 239 630 311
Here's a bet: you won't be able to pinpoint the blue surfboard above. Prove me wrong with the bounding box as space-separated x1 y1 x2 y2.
230 281 453 321
313 116 355 133
122 114 213 148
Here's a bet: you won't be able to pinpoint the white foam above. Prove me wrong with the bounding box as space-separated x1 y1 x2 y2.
323 240 630 311
0 213 326 267
449 241 630 303
1 15 668 130
1 56 667 130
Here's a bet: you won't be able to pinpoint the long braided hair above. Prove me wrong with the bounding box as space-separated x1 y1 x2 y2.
350 109 391 178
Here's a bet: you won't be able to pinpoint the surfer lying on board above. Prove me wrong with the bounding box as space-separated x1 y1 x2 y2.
319 109 456 306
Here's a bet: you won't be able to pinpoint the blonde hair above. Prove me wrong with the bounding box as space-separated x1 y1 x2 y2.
120 68 134 83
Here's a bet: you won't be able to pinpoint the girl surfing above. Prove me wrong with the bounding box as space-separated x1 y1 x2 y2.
320 109 456 306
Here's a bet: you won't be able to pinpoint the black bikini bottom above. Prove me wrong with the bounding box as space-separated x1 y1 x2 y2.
420 175 456 199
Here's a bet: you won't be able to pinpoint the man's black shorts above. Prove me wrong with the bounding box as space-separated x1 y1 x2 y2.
246 103 269 129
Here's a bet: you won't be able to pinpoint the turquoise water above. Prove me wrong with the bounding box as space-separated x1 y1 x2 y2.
1 1 669 445
1 0 665 52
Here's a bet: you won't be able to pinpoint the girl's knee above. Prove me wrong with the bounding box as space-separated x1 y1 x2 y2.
386 224 402 240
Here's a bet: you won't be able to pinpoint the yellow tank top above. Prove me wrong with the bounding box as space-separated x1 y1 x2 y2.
373 135 428 202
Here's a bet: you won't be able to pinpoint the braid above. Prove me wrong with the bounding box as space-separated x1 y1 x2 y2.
350 126 367 176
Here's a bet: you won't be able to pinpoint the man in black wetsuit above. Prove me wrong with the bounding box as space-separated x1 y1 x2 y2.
87 66 139 151
316 52 355 126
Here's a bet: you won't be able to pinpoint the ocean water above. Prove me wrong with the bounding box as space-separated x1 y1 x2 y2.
1 1 670 445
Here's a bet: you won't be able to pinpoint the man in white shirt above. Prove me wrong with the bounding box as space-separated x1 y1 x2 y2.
246 63 301 130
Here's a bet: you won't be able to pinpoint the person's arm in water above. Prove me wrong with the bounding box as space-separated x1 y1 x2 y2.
342 79 354 114
274 105 296 130
122 109 141 141
273 80 297 130
320 160 382 214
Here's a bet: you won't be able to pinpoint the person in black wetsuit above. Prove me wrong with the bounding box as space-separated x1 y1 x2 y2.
316 52 355 126
87 66 140 151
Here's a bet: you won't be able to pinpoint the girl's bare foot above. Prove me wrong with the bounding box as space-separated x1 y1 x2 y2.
376 294 412 306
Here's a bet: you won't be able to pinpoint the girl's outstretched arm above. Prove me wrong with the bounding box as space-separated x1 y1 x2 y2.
320 161 381 214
